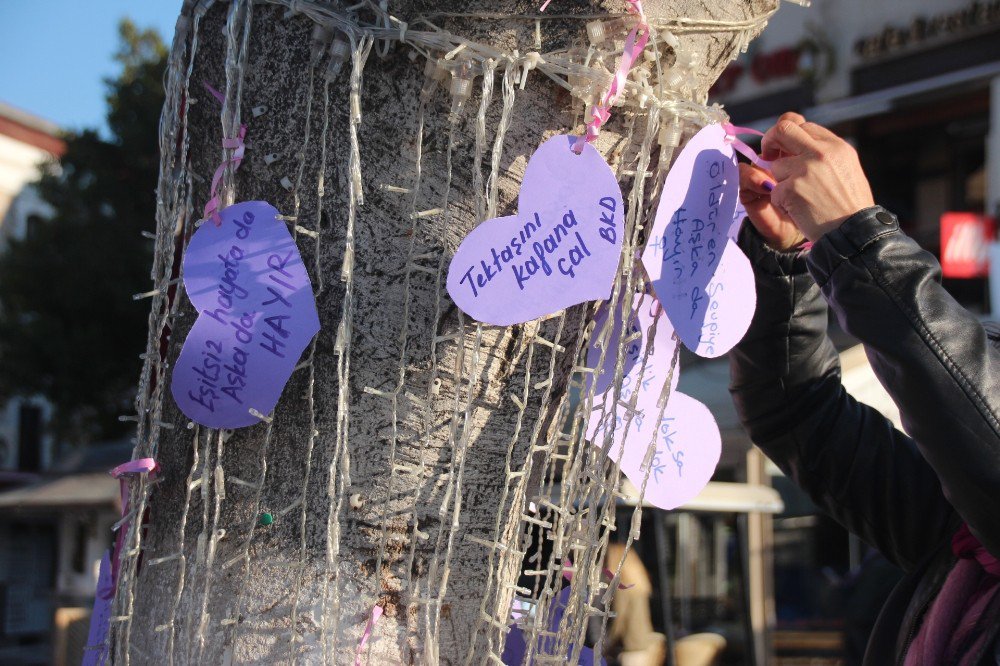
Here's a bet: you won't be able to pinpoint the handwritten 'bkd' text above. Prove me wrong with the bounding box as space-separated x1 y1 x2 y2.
457 196 619 296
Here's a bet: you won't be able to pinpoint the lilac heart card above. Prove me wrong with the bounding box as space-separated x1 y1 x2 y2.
502 586 606 666
82 550 113 666
641 123 756 358
586 294 679 396
170 201 320 429
589 388 721 510
586 297 721 510
447 135 624 326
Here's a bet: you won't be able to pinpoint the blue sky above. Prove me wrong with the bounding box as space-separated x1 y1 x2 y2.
0 1 182 136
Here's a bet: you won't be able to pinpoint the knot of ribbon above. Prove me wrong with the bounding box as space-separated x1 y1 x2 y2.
109 457 158 595
202 82 248 226
574 0 649 153
722 122 772 171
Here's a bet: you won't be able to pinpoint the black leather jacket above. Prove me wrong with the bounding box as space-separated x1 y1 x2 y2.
729 206 1000 665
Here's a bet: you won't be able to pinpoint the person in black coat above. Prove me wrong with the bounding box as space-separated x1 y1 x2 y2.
730 112 1000 665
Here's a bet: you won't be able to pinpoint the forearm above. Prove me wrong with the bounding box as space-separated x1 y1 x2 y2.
731 221 955 569
729 223 839 446
806 206 1000 556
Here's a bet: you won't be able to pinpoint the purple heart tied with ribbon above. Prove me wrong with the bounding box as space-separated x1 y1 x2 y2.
585 296 720 510
640 122 757 358
171 201 320 429
446 0 651 326
502 586 607 666
446 135 624 326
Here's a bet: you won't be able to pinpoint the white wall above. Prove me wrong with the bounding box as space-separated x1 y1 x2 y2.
0 114 61 468
0 133 54 244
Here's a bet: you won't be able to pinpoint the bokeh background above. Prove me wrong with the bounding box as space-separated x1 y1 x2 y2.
0 1 997 664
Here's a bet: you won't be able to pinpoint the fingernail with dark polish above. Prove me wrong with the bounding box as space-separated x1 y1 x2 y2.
762 180 775 192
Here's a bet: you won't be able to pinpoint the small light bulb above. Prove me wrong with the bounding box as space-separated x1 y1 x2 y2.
326 34 350 81
448 59 475 122
420 56 439 101
310 25 331 63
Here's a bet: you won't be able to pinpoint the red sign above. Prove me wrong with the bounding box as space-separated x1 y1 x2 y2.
941 212 996 278
710 46 802 97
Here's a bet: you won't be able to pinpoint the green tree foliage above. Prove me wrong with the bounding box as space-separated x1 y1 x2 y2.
0 20 166 442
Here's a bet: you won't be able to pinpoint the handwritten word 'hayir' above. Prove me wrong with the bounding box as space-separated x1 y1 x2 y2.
171 201 319 429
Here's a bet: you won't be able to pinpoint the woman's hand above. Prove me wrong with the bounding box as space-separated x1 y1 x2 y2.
738 162 805 251
762 112 875 242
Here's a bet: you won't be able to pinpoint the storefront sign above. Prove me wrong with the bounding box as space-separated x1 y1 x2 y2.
941 212 996 278
711 33 833 98
855 1 1000 60
712 47 801 97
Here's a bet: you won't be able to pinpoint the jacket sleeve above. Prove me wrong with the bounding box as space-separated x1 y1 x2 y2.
806 206 1000 560
729 220 957 572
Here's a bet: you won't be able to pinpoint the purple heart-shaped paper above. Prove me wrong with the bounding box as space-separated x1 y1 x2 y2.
82 550 112 666
641 123 756 358
502 587 606 666
589 390 721 511
170 201 320 429
729 198 747 240
586 295 679 396
586 298 720 509
447 135 624 326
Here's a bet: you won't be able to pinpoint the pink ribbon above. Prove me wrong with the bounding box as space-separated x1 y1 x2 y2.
354 605 384 665
575 1 649 153
722 122 772 171
562 558 634 590
110 457 158 479
201 82 248 226
109 458 158 593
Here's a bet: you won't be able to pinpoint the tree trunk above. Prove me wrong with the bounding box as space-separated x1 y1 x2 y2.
113 1 773 663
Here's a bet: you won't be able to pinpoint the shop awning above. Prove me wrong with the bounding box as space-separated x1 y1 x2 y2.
745 60 1000 130
621 481 784 514
0 473 120 510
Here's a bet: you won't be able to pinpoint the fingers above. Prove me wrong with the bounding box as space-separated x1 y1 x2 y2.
760 112 807 160
738 163 776 214
738 163 775 200
799 121 839 142
762 119 820 159
769 179 792 216
777 111 807 126
737 163 802 249
767 155 800 182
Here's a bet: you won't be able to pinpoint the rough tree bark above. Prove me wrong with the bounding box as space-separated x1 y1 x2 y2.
116 1 773 664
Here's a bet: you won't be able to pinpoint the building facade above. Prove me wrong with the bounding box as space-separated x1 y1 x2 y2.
705 2 1000 661
0 102 64 475
713 0 1000 309
0 103 123 665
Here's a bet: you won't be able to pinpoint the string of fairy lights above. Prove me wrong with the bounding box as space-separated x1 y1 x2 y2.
111 0 782 663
